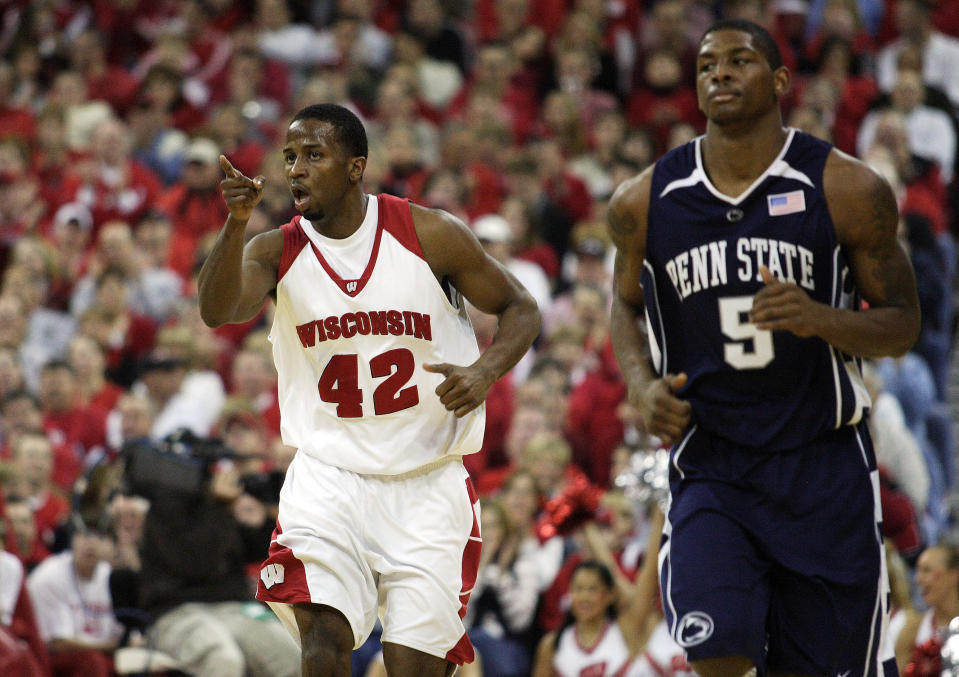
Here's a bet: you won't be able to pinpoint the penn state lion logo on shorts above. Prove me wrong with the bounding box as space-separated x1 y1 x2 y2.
677 612 714 648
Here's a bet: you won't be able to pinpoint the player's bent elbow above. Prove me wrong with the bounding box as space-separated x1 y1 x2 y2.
198 304 234 329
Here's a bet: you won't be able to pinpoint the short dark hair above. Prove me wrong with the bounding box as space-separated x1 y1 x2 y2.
291 104 368 159
702 18 784 71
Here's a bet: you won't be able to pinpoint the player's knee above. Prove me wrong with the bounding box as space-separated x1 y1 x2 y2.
691 655 756 677
295 604 354 664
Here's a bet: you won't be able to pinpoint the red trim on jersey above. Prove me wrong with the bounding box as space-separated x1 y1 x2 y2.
575 620 611 654
303 202 387 297
611 660 634 677
377 194 425 260
278 217 310 283
255 522 311 604
645 651 668 677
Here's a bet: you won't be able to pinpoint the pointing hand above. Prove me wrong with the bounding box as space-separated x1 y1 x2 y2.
219 155 266 222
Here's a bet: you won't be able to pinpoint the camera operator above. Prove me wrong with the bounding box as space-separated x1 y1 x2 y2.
125 432 299 677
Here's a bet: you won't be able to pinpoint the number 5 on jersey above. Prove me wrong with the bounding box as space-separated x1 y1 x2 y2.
318 348 419 417
719 296 774 369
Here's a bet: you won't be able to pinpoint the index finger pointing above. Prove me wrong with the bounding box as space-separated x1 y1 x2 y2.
219 154 241 178
759 265 778 285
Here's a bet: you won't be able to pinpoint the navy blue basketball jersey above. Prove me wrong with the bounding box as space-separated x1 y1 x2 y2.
642 129 870 451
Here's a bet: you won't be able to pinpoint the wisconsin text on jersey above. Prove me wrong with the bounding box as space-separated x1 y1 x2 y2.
664 236 816 301
295 310 433 346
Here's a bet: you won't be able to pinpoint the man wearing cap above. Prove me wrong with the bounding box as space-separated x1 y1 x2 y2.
473 213 553 314
156 136 231 260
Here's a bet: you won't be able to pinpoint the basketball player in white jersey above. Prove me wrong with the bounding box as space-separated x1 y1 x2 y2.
197 104 540 677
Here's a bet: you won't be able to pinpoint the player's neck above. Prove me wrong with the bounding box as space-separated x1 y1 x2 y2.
702 118 788 188
309 191 369 239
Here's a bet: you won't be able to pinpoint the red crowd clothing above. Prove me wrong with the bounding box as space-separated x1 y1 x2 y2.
48 649 113 677
0 105 35 142
0 626 48 677
3 574 51 677
464 375 515 482
474 0 567 42
85 67 140 116
565 340 627 487
626 86 702 154
63 162 161 237
156 185 231 245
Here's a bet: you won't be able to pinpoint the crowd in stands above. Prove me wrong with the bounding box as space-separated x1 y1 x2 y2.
0 0 958 675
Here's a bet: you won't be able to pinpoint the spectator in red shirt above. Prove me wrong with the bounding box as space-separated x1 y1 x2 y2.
64 117 162 236
503 152 574 265
0 62 35 142
627 49 702 156
37 361 106 491
156 137 231 264
74 269 158 389
3 496 50 573
475 0 566 45
228 348 281 438
68 29 139 116
448 42 540 143
31 106 79 215
532 136 593 227
0 139 47 245
0 528 50 676
6 434 69 564
66 335 123 423
206 103 266 179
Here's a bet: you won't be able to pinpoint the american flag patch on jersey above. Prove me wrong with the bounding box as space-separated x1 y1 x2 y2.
767 190 806 216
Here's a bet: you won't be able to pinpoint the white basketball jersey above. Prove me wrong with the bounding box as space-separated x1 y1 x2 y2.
554 621 634 677
269 194 485 476
628 620 694 677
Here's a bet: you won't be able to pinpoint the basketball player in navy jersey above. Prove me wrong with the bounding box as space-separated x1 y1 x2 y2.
197 104 540 676
607 19 919 677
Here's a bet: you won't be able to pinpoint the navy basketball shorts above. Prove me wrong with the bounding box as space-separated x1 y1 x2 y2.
659 423 897 677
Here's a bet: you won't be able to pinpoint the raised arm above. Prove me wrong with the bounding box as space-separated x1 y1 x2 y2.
607 169 691 446
616 505 665 655
414 204 541 417
749 150 920 358
197 156 281 328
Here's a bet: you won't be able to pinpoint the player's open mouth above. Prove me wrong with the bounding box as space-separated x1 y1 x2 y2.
291 186 311 211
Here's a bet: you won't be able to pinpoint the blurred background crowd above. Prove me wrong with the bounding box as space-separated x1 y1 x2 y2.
0 0 958 675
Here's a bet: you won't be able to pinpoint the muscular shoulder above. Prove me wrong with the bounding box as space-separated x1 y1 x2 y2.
823 148 899 246
409 202 484 279
606 165 654 251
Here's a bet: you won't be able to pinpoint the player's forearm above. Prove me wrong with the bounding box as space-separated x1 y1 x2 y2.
197 216 248 327
475 293 541 383
813 304 919 359
610 294 658 395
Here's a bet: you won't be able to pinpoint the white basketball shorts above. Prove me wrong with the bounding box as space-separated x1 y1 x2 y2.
256 452 481 665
